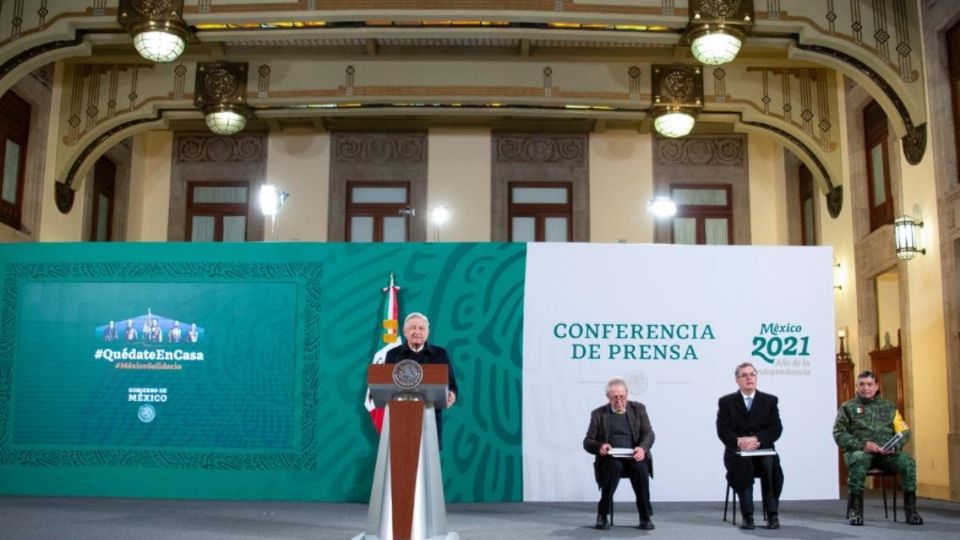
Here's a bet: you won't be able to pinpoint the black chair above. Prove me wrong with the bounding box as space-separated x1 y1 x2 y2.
594 462 630 527
867 468 899 521
723 479 768 525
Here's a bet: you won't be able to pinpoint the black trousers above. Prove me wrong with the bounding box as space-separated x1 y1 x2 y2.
596 457 652 518
726 455 781 518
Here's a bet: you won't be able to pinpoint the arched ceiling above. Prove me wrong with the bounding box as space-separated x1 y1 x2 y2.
0 1 929 215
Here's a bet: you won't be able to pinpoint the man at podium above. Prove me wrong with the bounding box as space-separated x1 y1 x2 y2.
385 312 458 444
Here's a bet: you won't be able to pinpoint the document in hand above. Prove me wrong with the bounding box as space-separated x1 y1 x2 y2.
881 432 904 454
736 449 777 457
609 447 635 457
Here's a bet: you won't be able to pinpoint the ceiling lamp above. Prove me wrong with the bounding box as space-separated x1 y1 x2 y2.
686 0 754 66
650 65 703 139
194 62 253 136
118 0 192 63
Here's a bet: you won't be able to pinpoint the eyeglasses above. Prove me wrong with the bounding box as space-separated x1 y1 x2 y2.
609 394 628 400
737 372 757 379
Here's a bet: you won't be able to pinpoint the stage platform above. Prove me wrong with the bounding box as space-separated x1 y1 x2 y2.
1 494 958 539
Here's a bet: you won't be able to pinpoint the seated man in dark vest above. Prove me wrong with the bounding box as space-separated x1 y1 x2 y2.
583 376 655 530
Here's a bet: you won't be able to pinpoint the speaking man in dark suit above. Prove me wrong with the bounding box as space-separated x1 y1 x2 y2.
583 376 655 531
385 312 458 445
716 362 784 530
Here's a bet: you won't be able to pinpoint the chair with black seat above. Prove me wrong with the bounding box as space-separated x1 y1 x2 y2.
594 461 630 526
867 468 899 521
723 473 769 525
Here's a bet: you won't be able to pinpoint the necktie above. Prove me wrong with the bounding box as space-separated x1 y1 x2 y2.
745 396 753 411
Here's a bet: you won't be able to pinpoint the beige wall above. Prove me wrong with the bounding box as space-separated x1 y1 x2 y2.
427 128 491 242
748 135 788 245
825 71 861 365
127 131 172 241
875 271 901 346
37 63 83 242
898 146 950 498
266 129 330 241
589 131 654 243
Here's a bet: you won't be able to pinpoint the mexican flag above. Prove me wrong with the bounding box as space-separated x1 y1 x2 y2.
365 273 402 433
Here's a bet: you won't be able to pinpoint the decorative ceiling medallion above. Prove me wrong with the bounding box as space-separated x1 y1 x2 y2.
661 70 696 102
132 0 175 17
204 67 239 101
698 0 741 20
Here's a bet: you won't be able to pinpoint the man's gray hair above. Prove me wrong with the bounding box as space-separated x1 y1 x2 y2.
606 376 628 395
404 312 430 327
735 362 756 377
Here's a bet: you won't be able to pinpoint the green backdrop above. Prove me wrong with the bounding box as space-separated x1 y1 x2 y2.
0 242 525 502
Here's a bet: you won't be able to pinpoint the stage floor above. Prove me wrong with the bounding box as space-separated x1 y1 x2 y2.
1 494 958 539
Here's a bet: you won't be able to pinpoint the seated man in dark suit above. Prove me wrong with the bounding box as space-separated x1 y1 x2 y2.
583 376 655 531
716 362 784 530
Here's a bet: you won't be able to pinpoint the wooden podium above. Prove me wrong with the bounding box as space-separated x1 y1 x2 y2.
352 362 459 540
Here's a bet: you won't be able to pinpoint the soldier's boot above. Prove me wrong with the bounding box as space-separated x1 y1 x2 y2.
848 492 863 526
904 491 924 525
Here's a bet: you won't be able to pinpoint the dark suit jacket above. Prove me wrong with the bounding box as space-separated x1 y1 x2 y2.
384 342 458 446
716 390 783 492
583 401 655 477
384 342 458 396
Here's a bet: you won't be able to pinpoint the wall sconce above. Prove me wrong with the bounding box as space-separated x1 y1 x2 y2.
833 261 843 291
651 65 703 138
118 0 192 63
647 196 677 218
836 327 852 366
194 62 253 135
686 0 754 65
894 215 926 260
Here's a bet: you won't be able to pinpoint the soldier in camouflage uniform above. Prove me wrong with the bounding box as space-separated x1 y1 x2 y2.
833 370 923 526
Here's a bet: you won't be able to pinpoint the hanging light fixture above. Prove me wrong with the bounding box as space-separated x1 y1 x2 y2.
893 215 926 260
650 65 703 138
118 0 192 63
194 61 253 136
686 0 754 66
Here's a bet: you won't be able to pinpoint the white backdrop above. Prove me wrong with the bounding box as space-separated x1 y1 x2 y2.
522 243 839 502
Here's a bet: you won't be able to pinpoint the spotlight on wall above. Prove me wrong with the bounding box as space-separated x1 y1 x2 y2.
259 185 290 241
894 215 926 260
430 204 451 241
194 62 253 135
686 0 754 66
118 0 192 63
651 65 703 138
647 196 678 218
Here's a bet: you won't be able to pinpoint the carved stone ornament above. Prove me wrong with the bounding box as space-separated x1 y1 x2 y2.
826 184 843 219
652 65 703 107
902 122 927 166
392 359 423 389
662 71 696 102
495 135 586 164
176 135 265 163
204 67 239 101
333 134 426 164
55 181 75 214
194 62 249 111
655 137 743 166
131 0 175 17
697 0 742 20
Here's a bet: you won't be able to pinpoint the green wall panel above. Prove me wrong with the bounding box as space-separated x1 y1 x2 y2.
0 242 525 502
